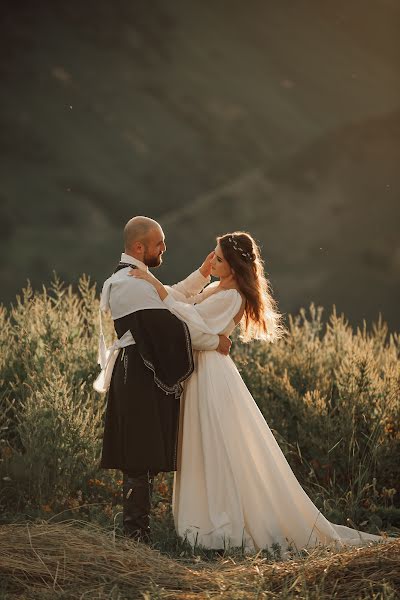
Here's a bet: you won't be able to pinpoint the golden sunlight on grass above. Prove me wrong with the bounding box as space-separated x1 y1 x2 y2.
0 522 399 599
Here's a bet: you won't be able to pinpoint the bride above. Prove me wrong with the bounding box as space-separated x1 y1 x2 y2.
130 231 387 554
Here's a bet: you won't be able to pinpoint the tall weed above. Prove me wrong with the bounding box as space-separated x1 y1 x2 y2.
0 281 398 533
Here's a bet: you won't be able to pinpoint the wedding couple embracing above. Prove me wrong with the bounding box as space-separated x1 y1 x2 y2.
94 216 386 554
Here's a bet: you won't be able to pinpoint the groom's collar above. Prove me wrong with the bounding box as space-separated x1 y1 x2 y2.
120 252 149 272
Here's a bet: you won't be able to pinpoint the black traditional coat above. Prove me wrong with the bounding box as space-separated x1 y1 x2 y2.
96 255 218 474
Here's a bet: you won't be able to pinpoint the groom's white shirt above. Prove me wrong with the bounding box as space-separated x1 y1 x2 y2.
94 253 219 392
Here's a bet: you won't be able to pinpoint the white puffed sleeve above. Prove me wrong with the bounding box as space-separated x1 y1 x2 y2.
163 289 243 336
165 281 219 305
168 269 210 300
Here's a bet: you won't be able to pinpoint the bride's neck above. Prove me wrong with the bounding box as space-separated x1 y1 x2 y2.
218 275 239 290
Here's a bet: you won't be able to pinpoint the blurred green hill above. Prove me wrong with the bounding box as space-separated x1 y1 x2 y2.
0 0 399 330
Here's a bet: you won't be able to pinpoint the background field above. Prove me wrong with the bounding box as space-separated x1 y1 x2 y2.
0 1 399 331
0 279 399 597
1 279 398 536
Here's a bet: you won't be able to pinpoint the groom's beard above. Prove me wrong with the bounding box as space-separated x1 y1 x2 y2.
144 251 163 268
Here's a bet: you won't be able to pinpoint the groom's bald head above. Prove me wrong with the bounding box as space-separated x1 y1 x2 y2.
124 216 160 249
124 216 166 267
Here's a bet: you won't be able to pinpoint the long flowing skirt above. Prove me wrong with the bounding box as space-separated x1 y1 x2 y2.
172 351 386 553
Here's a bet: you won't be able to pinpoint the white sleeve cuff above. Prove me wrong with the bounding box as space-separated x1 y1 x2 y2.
197 268 211 284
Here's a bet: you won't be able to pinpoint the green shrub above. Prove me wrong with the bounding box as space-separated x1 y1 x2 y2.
0 276 108 511
0 278 399 534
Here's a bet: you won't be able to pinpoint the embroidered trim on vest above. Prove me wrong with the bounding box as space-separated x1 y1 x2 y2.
140 321 193 399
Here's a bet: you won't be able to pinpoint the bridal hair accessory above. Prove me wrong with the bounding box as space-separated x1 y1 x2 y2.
227 236 254 262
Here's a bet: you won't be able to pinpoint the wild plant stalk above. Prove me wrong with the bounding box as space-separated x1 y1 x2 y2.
0 277 399 536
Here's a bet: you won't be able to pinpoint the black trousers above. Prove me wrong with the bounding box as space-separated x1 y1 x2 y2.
122 469 159 540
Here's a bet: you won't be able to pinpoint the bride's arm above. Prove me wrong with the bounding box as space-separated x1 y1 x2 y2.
129 269 242 335
128 270 169 300
128 267 217 306
165 252 215 300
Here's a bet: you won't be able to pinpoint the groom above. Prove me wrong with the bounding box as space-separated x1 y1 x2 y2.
97 216 231 542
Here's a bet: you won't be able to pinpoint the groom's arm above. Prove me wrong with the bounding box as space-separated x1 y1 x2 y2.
189 325 219 351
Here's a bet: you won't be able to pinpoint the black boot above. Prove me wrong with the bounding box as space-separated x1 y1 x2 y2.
122 471 154 543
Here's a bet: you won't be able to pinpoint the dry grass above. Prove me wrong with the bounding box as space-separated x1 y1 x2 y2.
0 522 399 599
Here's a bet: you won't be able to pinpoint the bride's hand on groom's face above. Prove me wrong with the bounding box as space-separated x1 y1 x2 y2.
199 251 215 278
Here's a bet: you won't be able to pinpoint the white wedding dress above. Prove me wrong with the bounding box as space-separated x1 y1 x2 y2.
162 283 387 554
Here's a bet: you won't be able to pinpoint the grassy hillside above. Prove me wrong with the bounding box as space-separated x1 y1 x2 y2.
1 279 399 534
162 110 400 331
0 1 399 330
0 278 399 597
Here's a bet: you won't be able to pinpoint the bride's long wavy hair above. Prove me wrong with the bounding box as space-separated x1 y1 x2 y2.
218 232 286 343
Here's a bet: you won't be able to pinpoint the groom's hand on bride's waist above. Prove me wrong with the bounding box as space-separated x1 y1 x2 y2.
217 335 231 356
